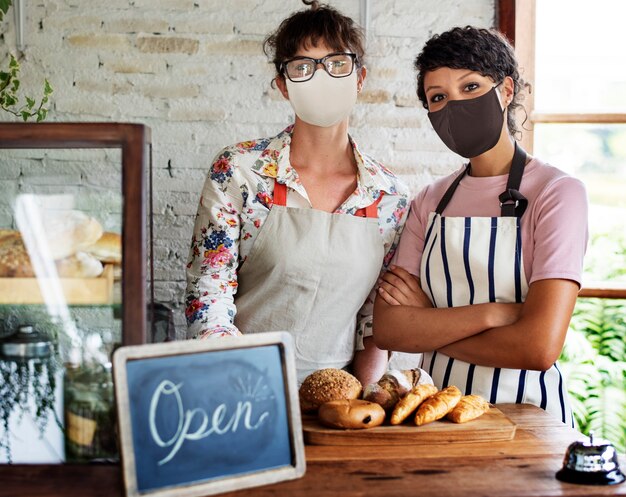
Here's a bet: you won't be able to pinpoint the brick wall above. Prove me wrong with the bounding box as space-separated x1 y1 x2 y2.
0 0 494 338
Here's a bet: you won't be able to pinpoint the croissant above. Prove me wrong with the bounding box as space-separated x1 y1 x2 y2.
446 394 490 423
390 384 438 425
414 385 462 426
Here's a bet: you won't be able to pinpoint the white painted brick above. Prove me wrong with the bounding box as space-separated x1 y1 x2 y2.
104 18 170 34
0 179 18 198
152 169 207 192
171 17 234 36
4 0 495 326
100 55 166 75
65 33 132 50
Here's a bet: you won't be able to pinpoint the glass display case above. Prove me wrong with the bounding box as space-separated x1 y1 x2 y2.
0 123 151 464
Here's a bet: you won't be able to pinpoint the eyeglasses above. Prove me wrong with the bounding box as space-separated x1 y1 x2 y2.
281 53 358 83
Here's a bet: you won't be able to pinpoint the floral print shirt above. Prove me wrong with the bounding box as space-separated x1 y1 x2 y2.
185 125 409 345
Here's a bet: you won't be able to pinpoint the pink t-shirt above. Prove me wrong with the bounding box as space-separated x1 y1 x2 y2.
394 157 589 287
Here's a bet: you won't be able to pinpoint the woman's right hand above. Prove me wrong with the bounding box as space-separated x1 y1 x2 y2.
377 266 432 308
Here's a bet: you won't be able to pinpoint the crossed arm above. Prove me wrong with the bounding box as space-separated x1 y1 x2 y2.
372 266 579 371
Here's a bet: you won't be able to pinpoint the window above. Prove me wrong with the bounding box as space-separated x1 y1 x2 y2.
500 0 626 297
500 0 626 451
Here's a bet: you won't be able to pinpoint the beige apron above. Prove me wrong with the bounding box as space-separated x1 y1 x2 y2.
235 181 384 383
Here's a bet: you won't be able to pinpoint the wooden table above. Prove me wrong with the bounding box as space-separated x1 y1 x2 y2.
2 404 625 497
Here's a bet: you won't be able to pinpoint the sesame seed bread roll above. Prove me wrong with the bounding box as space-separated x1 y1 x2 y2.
299 368 362 413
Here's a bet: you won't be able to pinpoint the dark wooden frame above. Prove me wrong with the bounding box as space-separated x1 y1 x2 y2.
0 122 151 344
496 0 516 44
496 2 626 299
113 332 306 497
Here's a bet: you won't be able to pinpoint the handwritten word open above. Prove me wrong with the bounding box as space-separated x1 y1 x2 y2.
149 380 270 465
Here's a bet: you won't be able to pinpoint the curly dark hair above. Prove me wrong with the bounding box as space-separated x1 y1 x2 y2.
263 0 365 77
414 26 526 136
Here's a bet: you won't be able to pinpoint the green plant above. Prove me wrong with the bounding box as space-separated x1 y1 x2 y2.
560 231 626 453
0 0 11 21
0 354 61 463
0 0 52 121
561 301 626 453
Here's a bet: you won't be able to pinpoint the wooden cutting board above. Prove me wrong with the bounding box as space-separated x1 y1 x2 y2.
302 407 516 445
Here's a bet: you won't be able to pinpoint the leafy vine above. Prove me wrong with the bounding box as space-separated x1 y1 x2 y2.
0 0 53 121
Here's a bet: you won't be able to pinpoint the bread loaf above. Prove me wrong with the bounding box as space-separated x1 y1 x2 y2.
0 230 34 277
0 230 103 278
42 210 103 260
55 252 104 278
363 368 434 411
299 368 362 413
318 399 385 429
85 232 121 264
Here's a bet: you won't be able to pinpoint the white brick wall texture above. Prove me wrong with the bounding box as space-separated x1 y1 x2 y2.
0 0 495 339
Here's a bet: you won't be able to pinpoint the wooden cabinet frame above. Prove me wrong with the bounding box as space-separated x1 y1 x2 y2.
0 122 151 344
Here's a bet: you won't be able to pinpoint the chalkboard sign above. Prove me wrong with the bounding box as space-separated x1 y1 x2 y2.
113 332 306 497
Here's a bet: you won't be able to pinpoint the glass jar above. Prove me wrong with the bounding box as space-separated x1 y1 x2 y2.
63 361 117 462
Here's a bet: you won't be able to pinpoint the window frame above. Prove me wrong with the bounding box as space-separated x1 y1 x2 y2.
497 0 626 298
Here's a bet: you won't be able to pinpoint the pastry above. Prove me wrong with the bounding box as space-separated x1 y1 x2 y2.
299 368 362 413
42 210 103 260
318 399 386 429
446 394 490 423
85 232 122 264
0 230 104 278
363 368 434 410
390 383 438 425
414 385 462 426
55 252 104 278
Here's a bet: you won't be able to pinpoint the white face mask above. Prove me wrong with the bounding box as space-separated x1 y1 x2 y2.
285 70 358 127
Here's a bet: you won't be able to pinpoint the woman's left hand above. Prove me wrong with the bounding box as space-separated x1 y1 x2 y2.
377 266 432 307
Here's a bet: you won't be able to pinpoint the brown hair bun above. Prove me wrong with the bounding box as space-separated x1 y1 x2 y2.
299 368 362 412
302 0 320 9
319 399 386 429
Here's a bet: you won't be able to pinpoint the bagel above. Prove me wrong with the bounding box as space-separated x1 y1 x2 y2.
318 399 386 429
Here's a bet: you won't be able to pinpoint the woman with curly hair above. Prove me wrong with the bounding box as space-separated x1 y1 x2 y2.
185 0 409 385
373 26 588 424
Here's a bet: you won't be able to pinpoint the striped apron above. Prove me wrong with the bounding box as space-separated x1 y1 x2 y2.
420 144 573 425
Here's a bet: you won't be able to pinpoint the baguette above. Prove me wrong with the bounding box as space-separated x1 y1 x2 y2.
414 385 462 426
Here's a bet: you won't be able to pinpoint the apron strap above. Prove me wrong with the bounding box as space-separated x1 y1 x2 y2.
435 165 470 215
273 180 382 218
354 192 384 218
435 142 529 217
273 181 287 206
498 142 528 217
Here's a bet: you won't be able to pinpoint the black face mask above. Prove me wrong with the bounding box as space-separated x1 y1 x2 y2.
428 85 505 159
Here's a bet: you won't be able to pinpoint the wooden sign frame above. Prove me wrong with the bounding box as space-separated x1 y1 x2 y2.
113 332 306 497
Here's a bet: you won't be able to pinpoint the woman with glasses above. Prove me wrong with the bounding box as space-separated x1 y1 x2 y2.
373 26 588 424
185 0 409 385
